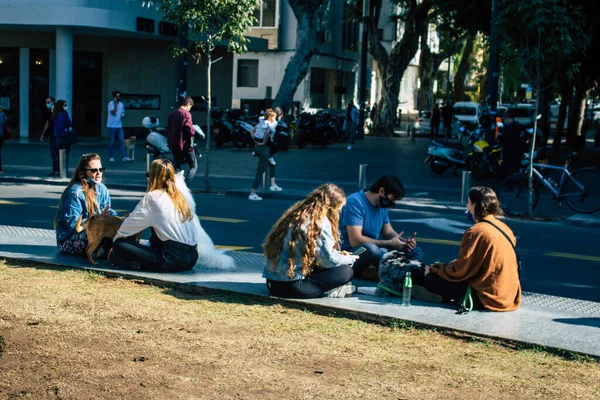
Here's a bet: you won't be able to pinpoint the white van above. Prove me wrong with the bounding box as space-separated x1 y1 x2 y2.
453 101 482 125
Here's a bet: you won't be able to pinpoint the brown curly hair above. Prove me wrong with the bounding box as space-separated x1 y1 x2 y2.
263 183 346 278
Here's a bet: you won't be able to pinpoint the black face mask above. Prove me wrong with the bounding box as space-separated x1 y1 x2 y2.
379 195 395 208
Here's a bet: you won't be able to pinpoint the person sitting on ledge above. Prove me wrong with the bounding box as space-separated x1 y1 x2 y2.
421 186 521 311
262 183 359 299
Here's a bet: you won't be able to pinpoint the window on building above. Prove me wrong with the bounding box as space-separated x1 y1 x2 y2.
342 2 359 51
310 67 327 109
237 59 259 87
252 0 277 28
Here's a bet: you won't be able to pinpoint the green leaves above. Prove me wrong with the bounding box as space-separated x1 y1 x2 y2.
153 0 260 56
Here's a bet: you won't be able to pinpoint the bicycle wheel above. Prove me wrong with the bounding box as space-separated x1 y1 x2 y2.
496 173 540 216
564 169 600 214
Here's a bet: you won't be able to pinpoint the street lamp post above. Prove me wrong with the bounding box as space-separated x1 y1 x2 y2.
358 0 370 136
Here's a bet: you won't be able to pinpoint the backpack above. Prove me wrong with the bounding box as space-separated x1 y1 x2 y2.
376 250 425 296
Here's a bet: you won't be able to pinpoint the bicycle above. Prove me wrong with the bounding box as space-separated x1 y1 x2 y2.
496 152 600 214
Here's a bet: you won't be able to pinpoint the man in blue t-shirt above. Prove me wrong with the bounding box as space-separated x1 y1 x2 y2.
340 175 423 280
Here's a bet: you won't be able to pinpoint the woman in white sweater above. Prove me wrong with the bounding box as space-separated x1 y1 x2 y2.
110 158 200 272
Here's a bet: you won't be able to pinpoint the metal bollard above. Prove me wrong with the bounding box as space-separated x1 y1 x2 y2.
359 164 368 190
461 170 471 205
411 126 416 141
262 168 270 190
146 153 152 176
59 149 67 178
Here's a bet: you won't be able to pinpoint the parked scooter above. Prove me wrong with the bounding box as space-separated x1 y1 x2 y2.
295 112 339 148
211 108 234 147
144 115 205 160
231 119 255 149
425 123 481 175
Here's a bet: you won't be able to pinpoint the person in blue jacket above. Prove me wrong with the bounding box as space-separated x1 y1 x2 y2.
54 153 117 256
52 99 73 173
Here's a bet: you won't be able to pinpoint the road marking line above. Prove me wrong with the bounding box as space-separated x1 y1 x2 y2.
546 252 600 262
215 245 253 251
417 237 461 246
198 216 247 223
0 200 27 205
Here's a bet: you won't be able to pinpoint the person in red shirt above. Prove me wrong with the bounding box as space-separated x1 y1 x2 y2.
167 96 197 185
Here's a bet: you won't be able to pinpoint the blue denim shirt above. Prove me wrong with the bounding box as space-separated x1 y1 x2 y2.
263 217 355 281
55 181 117 241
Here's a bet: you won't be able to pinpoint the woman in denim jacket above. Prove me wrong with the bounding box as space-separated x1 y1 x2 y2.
262 183 359 299
54 153 117 255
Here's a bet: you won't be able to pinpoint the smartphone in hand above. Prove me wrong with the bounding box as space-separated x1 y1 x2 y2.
352 247 367 256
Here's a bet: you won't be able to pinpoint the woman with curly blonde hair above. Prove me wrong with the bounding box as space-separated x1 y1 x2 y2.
263 183 358 298
110 158 199 272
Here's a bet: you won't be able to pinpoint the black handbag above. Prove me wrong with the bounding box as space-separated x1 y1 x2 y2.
58 128 79 146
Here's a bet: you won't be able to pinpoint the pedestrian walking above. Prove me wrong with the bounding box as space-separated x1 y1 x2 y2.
167 95 198 185
40 97 58 176
430 103 441 139
249 108 281 201
52 100 73 173
107 90 132 163
441 101 453 139
345 100 359 150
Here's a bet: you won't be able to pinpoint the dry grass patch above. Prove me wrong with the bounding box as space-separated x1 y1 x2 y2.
0 261 598 400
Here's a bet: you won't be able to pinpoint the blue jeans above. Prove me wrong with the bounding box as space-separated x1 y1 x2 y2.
108 128 126 159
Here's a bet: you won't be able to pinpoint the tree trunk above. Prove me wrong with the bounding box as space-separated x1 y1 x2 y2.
272 0 322 114
416 30 433 112
370 0 432 137
204 49 213 192
452 34 475 104
566 86 587 145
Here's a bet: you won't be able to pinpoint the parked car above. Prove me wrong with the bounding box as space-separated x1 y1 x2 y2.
506 105 535 126
414 110 441 136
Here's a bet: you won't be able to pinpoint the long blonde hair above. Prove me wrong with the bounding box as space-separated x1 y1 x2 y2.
54 153 101 229
263 183 346 278
147 158 193 223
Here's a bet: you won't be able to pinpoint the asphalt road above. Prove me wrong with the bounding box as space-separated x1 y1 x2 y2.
0 182 598 302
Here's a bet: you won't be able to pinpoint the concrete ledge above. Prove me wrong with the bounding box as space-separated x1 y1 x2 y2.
1 224 599 359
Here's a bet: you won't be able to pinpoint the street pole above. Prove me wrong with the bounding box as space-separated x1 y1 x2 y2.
358 0 369 136
486 0 500 113
446 55 451 105
176 23 188 103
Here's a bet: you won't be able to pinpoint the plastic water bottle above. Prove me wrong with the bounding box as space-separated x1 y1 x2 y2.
402 272 412 307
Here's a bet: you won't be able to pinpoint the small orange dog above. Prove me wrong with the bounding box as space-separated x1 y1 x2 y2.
76 214 140 265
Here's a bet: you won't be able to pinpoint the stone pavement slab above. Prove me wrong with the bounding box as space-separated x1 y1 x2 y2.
1 224 599 358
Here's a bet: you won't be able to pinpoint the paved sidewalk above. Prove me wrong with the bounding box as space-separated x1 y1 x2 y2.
1 224 599 358
2 135 599 227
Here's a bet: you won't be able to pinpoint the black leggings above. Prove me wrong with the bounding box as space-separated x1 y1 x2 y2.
112 232 198 273
266 266 354 299
422 272 484 309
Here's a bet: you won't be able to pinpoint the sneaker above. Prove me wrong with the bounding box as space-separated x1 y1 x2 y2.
411 284 443 303
248 193 263 201
251 151 256 157
325 283 357 298
109 157 115 162
122 157 133 163
347 145 352 150
268 157 276 165
269 185 283 192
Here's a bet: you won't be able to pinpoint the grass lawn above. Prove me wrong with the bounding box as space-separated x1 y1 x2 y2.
0 261 598 399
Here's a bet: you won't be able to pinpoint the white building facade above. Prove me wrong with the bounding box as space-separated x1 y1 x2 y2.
232 0 362 115
0 0 266 140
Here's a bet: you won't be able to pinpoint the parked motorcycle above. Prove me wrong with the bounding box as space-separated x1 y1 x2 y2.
295 112 339 148
231 119 255 149
211 108 234 147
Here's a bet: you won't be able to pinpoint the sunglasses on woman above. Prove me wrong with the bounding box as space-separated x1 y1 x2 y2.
87 168 105 173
